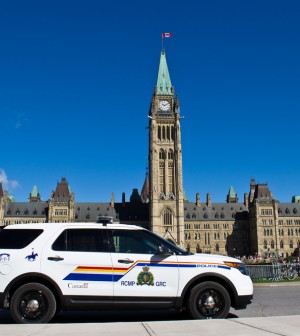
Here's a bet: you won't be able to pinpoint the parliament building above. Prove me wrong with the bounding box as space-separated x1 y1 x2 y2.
1 50 300 259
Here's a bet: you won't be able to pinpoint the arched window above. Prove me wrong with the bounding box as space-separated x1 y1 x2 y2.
159 149 165 160
263 240 267 249
271 240 274 249
168 149 173 160
290 240 293 248
162 208 173 229
280 240 284 249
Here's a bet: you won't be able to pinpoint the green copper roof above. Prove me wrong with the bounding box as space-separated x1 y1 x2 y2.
229 186 236 198
31 185 38 197
156 50 173 95
183 189 188 202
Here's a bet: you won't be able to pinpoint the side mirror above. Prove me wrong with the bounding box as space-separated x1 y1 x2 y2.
157 245 172 256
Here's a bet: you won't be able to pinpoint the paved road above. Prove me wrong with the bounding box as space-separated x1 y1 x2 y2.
0 283 300 324
1 284 300 336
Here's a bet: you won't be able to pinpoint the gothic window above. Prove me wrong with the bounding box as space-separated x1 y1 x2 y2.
162 126 166 140
220 212 225 219
216 244 219 252
192 213 196 219
186 213 190 219
271 240 275 249
203 213 208 219
158 126 161 140
167 126 170 140
263 240 267 249
293 208 298 214
163 208 173 229
159 149 165 159
205 233 210 245
286 208 290 214
290 240 293 248
280 240 284 249
168 149 173 160
278 208 282 214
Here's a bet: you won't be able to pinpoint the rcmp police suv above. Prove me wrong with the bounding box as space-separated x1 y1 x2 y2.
0 220 253 323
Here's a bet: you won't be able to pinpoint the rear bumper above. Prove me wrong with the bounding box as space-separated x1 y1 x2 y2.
234 294 253 310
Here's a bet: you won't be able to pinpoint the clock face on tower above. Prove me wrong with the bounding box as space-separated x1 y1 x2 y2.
159 100 171 111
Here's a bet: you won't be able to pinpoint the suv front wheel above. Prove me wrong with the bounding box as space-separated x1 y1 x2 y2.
187 281 231 319
10 283 57 324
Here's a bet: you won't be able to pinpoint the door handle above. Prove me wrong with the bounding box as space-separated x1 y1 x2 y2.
48 256 64 261
118 259 134 264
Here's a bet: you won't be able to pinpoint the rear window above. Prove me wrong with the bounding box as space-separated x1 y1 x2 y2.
0 229 43 249
52 229 110 252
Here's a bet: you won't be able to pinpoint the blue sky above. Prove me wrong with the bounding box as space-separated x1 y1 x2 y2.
1 0 300 203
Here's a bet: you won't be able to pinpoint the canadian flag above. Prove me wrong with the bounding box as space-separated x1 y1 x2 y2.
162 32 172 38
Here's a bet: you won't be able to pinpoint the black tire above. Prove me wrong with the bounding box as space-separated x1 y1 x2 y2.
187 281 231 319
10 283 56 324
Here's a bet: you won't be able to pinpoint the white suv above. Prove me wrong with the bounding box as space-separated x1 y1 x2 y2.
0 222 253 323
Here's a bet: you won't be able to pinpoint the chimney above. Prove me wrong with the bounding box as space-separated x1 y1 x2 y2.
122 192 126 207
110 192 115 208
196 193 201 207
206 192 211 207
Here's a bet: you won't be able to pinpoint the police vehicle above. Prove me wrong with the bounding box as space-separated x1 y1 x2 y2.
0 221 253 323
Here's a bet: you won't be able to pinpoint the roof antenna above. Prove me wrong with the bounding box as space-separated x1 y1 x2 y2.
96 216 113 226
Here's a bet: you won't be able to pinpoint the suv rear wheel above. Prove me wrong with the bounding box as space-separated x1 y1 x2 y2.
10 283 56 324
187 281 230 319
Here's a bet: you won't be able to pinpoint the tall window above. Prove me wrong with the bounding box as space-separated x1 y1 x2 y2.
163 208 173 230
167 149 174 194
159 149 165 193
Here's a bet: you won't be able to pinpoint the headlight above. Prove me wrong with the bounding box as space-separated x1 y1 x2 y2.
223 261 249 276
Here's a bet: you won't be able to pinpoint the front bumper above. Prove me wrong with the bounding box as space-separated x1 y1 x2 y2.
234 294 253 310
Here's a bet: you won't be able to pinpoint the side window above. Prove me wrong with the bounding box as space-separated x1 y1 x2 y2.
111 229 170 255
52 229 109 252
0 229 43 249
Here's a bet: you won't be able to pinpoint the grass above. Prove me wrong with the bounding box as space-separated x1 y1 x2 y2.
252 277 300 283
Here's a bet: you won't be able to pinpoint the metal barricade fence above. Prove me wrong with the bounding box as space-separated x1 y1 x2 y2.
246 262 300 280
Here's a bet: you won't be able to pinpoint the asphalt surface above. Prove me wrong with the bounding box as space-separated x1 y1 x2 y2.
1 283 300 335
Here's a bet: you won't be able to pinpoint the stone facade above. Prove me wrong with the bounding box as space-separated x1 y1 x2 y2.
1 50 300 258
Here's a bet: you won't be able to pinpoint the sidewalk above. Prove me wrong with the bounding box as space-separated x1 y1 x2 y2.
0 315 300 336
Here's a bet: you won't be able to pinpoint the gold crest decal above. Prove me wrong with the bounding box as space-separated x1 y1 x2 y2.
137 266 154 286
